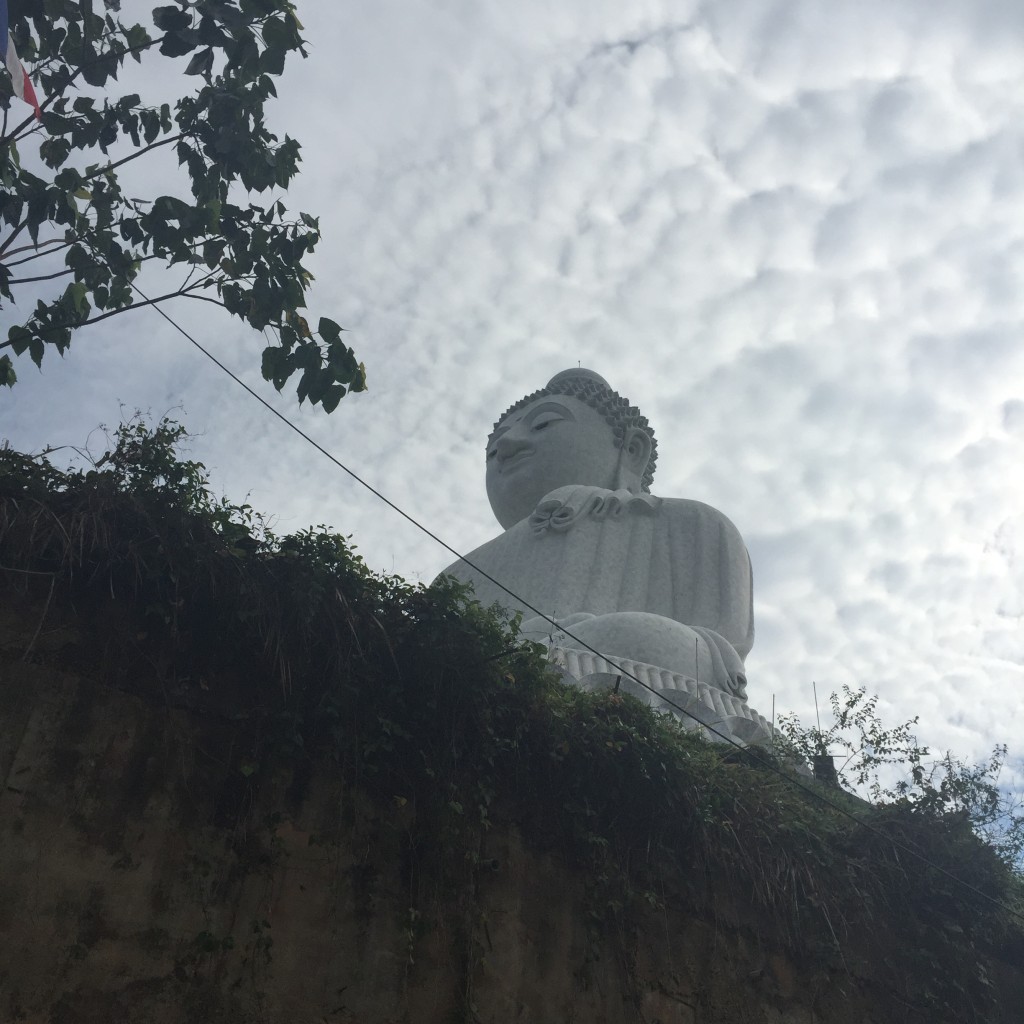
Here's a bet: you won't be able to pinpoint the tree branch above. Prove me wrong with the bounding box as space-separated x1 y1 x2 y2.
183 292 230 311
0 279 231 350
1 238 70 260
2 241 77 270
8 266 75 285
0 293 167 349
87 132 184 180
1 109 41 146
0 222 28 260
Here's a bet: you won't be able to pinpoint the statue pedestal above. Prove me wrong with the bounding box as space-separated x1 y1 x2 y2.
547 644 774 747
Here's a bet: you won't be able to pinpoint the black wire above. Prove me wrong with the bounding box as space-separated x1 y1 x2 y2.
133 282 1024 923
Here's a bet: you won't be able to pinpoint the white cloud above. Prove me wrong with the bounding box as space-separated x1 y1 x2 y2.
4 0 1024 791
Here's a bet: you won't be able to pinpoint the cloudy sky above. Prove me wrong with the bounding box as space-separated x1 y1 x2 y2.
4 0 1023 795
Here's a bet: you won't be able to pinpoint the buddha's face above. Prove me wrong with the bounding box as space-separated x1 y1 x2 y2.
486 395 622 528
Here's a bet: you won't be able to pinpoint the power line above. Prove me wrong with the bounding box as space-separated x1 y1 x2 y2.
134 283 1024 924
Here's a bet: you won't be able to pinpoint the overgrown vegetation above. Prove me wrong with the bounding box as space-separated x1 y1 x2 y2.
776 686 1024 871
1 420 1022 1019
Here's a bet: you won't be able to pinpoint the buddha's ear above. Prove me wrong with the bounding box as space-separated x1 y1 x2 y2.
616 427 653 491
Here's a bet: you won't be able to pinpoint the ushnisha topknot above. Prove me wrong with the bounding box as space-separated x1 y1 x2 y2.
490 368 658 491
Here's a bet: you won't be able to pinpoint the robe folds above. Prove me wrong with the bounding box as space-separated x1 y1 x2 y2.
440 485 754 663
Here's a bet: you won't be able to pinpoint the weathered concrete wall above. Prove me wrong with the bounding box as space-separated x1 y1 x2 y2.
1 593 1022 1024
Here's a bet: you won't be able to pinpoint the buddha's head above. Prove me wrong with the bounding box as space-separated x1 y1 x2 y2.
486 368 658 528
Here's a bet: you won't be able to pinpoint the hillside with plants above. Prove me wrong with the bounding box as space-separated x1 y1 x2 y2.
1 420 1022 1023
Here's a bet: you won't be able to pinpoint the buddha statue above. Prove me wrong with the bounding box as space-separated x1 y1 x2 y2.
437 368 771 744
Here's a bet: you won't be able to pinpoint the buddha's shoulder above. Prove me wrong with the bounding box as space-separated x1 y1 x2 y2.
436 525 520 581
652 495 747 543
656 494 738 520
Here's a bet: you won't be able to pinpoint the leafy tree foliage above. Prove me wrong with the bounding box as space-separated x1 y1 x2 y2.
777 685 1024 870
0 0 365 411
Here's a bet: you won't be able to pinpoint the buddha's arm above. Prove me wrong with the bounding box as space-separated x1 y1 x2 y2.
661 498 754 662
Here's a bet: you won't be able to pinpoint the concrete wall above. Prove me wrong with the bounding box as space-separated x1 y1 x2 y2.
1 592 1021 1024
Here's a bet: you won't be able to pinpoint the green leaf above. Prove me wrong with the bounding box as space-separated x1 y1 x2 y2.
3 139 20 174
28 337 45 367
160 28 200 58
152 6 191 33
184 47 214 78
125 23 152 59
261 345 288 389
321 384 345 413
317 317 343 344
39 138 73 170
7 326 33 356
66 282 90 317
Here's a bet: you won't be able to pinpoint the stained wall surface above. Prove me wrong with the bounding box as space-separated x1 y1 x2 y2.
1 593 1022 1024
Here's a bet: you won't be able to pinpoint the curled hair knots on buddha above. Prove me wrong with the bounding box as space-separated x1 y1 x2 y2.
491 368 658 491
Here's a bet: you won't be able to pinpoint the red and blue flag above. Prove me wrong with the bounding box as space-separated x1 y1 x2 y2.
1 0 43 120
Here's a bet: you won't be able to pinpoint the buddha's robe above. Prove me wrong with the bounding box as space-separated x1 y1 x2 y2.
439 485 753 697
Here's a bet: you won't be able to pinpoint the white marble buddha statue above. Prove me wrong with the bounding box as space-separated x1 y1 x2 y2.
438 369 770 742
